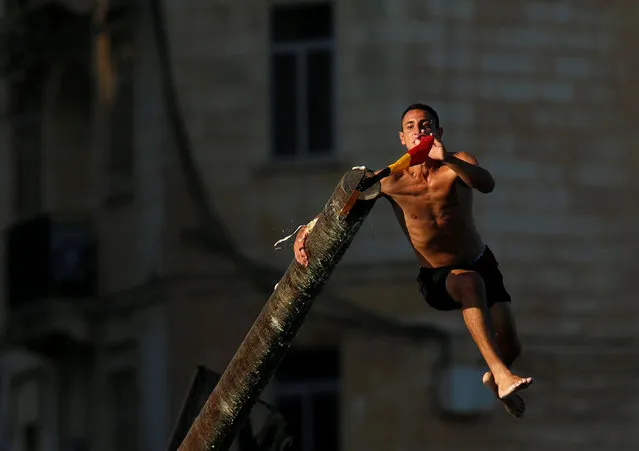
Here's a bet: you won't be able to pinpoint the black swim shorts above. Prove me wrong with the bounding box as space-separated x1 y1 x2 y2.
416 246 512 311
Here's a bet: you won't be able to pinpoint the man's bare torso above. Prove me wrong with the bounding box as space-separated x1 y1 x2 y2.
381 157 485 268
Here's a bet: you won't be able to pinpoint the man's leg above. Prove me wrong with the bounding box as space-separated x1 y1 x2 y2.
490 301 522 366
482 302 525 417
445 270 532 399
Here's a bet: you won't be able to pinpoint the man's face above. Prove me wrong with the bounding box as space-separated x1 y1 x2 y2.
398 109 442 150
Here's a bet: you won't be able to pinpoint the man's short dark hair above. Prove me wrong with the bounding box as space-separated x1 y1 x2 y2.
400 103 440 130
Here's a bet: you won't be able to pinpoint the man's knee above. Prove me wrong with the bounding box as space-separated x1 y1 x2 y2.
446 270 486 305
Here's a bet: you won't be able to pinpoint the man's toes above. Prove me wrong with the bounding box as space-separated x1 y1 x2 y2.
514 377 533 390
500 378 533 399
510 395 525 413
501 394 526 418
512 395 525 413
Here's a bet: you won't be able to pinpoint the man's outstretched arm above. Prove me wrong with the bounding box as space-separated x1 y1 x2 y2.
443 151 495 193
427 137 495 193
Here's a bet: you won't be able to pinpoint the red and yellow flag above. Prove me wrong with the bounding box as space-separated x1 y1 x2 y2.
387 135 435 174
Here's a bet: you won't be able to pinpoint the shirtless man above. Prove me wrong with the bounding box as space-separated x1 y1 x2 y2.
293 103 533 417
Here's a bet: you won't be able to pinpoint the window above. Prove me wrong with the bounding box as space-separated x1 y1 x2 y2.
23 422 40 451
109 369 139 451
274 347 340 451
107 11 135 191
11 70 44 217
270 3 335 159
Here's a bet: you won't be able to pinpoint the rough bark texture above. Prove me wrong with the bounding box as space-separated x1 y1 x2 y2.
178 168 381 451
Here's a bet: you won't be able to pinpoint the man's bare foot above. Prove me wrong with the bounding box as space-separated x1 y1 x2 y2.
496 372 533 399
482 372 526 418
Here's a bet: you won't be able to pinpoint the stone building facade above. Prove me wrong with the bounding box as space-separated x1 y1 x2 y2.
0 1 637 450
